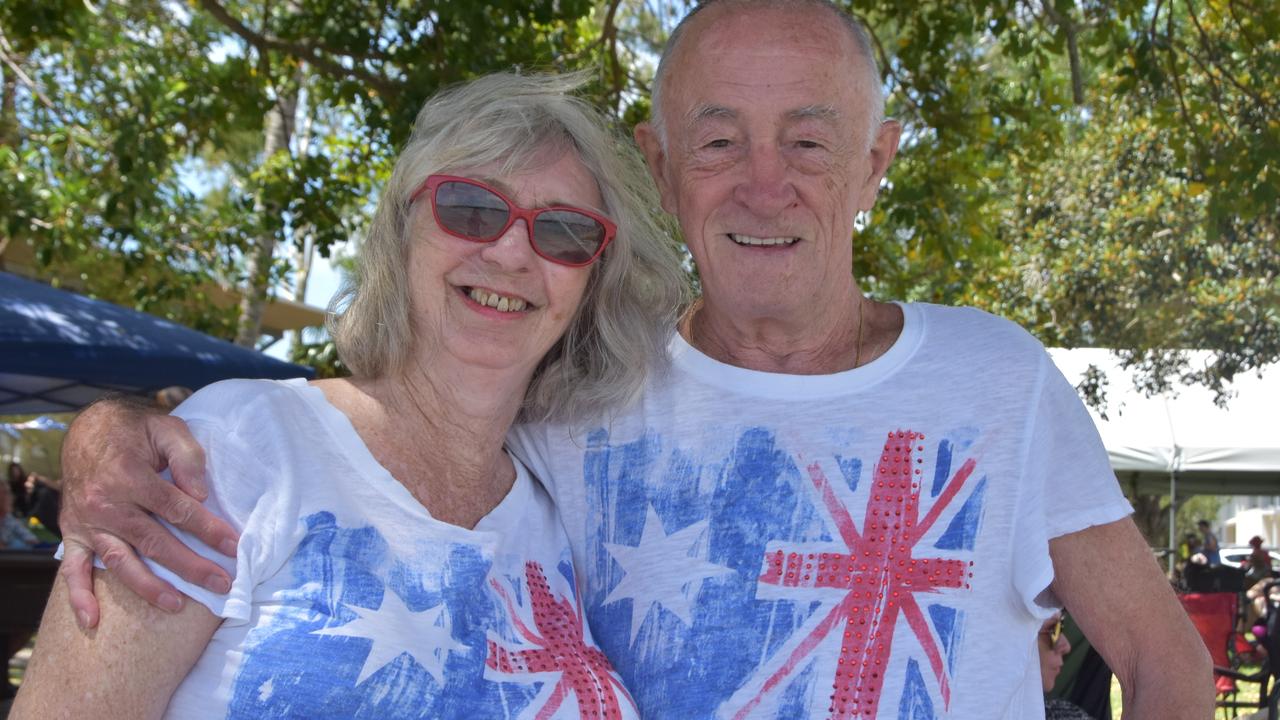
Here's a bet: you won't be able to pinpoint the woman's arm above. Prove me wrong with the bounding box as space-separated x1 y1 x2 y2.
11 569 222 720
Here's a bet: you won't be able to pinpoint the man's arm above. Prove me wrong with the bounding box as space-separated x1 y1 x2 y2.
11 569 222 720
1049 517 1213 719
58 397 238 628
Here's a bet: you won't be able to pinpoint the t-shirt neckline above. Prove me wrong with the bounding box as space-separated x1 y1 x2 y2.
667 301 924 399
279 378 534 535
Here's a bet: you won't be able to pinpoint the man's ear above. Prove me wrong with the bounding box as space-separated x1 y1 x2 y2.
634 122 679 215
856 118 903 213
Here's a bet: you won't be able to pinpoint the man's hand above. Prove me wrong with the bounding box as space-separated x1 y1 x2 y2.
58 396 239 629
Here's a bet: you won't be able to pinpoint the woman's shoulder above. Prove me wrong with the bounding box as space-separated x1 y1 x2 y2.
173 378 312 426
172 379 328 463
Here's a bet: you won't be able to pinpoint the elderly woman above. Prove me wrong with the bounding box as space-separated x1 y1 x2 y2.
1037 613 1094 720
14 72 686 719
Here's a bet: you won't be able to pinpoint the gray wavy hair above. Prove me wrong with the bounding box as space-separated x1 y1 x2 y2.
329 71 690 422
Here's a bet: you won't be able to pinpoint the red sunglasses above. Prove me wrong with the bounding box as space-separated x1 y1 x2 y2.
410 174 617 267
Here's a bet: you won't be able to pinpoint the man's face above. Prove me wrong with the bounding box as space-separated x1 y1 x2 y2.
637 4 900 324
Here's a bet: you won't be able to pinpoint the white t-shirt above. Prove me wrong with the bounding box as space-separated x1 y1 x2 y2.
148 378 639 720
510 303 1131 720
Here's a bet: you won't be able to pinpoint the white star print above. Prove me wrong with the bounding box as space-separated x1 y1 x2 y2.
603 504 734 645
312 590 467 685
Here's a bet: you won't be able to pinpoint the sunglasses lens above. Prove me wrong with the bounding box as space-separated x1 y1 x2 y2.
534 210 607 265
434 181 511 239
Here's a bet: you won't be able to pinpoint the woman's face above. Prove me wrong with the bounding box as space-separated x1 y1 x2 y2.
406 148 602 379
1038 613 1071 693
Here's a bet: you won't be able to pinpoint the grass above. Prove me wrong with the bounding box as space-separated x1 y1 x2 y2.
1109 670 1267 719
7 639 31 688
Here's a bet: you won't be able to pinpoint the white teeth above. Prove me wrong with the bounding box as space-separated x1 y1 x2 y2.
468 288 528 312
730 234 799 246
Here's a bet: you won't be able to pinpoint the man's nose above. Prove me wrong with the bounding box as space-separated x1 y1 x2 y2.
733 143 797 216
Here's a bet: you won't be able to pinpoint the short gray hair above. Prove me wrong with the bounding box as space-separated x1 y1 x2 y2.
330 72 690 422
650 0 885 147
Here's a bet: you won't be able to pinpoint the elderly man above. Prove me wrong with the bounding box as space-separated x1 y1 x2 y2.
55 0 1209 717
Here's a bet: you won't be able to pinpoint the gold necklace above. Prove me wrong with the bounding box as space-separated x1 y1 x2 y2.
678 297 703 342
681 297 868 370
853 298 866 369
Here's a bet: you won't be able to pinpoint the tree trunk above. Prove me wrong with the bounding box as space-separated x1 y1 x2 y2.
285 228 314 353
234 82 298 348
1 63 19 147
286 99 315 355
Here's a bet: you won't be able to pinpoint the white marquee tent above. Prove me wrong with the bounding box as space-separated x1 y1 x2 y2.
1049 348 1280 560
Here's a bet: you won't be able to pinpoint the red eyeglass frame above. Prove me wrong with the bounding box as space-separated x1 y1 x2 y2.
410 174 617 267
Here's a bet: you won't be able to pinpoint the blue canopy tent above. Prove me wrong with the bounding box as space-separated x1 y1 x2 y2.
0 271 313 414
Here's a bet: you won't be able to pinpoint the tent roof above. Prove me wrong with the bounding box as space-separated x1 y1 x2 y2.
0 272 313 414
1049 348 1280 496
1 237 325 335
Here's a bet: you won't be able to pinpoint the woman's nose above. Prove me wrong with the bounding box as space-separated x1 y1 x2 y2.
481 218 537 269
1056 634 1072 655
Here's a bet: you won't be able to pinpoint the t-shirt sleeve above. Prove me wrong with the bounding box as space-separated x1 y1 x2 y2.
143 383 294 624
1011 352 1133 614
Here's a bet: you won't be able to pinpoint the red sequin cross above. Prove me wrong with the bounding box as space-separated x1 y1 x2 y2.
739 429 978 719
487 561 636 720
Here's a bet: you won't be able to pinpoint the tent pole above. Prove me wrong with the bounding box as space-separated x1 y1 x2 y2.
1169 471 1177 576
1165 399 1181 578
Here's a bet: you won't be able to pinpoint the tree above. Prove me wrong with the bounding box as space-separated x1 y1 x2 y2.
3 0 1275 388
979 0 1279 402
2 1 266 336
1 0 613 351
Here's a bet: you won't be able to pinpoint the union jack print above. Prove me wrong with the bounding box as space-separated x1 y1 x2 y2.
736 429 977 719
488 561 638 719
580 424 989 719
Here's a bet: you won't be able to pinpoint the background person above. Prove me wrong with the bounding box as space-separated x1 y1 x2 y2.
23 473 61 539
1245 535 1272 585
0 481 38 550
1198 519 1221 565
1039 613 1095 720
6 461 30 518
14 71 684 719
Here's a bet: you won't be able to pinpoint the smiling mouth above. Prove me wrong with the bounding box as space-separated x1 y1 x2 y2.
465 287 532 313
728 233 800 247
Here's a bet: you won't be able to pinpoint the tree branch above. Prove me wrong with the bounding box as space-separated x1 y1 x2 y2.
1182 0 1275 114
850 12 926 121
602 0 625 114
1037 0 1085 105
197 0 399 98
0 35 52 113
1161 8 1210 167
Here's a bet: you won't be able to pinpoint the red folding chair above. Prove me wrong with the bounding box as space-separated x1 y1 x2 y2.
1180 592 1271 718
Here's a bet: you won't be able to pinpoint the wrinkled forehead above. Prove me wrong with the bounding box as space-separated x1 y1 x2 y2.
662 7 867 128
